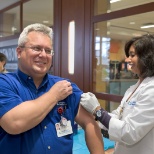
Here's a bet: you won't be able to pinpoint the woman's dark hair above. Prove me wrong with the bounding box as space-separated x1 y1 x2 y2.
125 36 141 57
124 34 154 78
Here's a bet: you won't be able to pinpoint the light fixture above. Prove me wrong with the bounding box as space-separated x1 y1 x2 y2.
95 28 100 31
68 20 75 75
129 22 135 25
43 20 49 24
141 23 154 29
11 26 17 32
110 0 121 3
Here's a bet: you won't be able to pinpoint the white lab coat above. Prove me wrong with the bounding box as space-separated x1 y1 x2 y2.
108 77 154 154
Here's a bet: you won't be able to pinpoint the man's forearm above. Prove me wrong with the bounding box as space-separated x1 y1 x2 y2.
0 91 58 134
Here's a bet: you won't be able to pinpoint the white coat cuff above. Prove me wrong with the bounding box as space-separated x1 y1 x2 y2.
108 118 125 141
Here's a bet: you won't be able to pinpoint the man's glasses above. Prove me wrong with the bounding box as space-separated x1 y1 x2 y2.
20 46 54 56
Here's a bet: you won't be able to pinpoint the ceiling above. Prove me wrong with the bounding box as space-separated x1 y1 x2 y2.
109 11 154 40
95 0 154 40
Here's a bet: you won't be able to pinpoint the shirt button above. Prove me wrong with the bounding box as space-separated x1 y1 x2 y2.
48 146 51 149
44 126 47 129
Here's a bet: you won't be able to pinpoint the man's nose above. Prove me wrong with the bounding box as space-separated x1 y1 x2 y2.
39 48 47 56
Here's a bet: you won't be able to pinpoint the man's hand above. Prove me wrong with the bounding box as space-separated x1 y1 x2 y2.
80 92 100 114
50 80 73 102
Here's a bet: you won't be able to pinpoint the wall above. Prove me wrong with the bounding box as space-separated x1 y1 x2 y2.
0 38 18 72
54 0 92 92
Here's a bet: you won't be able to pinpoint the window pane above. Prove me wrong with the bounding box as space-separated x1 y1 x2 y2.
23 0 53 28
0 0 19 10
0 6 20 37
93 12 154 95
94 0 153 15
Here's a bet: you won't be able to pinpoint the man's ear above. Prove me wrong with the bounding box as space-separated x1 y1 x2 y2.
16 47 22 59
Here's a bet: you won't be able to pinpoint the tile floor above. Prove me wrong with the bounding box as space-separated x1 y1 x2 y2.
73 129 115 154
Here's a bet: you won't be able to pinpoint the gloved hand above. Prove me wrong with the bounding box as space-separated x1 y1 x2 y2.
80 92 100 114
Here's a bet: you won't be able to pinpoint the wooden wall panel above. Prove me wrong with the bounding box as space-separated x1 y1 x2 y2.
54 0 91 91
61 0 84 90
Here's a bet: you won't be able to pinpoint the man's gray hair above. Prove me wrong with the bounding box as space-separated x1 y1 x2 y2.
18 23 53 46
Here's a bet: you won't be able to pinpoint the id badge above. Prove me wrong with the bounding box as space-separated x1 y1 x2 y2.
55 120 73 137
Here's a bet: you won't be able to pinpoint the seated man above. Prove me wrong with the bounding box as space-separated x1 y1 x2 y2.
0 23 104 154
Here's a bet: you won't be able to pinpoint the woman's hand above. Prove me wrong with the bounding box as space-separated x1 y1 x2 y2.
80 92 101 114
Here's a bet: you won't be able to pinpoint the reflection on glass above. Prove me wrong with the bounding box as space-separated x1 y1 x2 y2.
0 0 19 10
108 11 154 40
0 6 20 37
23 0 53 28
94 0 153 15
93 12 154 95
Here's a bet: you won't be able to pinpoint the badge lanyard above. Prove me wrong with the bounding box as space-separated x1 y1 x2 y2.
57 106 68 126
56 105 73 137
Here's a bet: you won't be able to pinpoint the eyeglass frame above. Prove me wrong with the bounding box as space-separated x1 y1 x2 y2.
20 45 54 56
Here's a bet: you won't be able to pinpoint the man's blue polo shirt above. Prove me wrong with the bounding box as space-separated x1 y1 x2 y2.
0 69 83 154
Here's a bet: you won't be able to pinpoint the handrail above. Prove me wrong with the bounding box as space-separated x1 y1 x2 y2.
93 92 123 103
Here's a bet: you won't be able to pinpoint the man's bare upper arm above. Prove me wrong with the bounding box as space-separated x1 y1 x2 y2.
75 104 96 129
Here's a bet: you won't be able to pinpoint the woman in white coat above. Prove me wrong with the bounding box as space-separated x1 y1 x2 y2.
80 34 154 154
